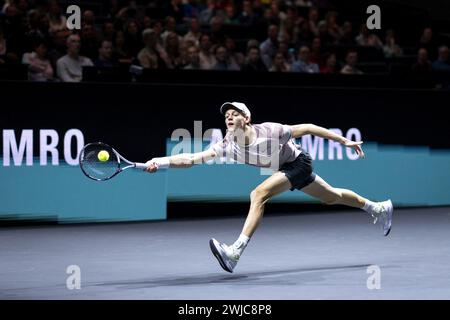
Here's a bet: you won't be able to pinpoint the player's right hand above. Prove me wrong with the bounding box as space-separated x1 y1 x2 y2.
144 160 158 173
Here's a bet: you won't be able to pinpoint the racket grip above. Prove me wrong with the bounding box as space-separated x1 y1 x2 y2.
135 162 148 170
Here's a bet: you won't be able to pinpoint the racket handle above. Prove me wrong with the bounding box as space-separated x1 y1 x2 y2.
135 162 148 170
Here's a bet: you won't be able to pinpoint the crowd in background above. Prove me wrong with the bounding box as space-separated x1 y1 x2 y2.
0 0 449 82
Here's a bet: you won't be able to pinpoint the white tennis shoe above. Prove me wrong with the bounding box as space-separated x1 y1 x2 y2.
209 238 240 273
371 199 393 236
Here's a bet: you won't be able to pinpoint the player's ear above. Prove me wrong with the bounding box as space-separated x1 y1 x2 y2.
245 116 251 124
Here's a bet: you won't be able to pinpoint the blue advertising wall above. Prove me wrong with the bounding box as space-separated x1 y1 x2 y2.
166 141 450 207
1 140 449 223
0 160 167 223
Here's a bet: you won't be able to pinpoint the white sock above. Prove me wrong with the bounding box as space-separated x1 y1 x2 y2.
232 234 250 256
362 200 381 215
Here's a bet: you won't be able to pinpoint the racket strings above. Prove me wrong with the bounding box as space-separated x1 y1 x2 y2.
80 145 119 181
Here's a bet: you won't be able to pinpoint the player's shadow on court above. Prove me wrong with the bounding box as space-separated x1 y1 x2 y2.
96 264 373 289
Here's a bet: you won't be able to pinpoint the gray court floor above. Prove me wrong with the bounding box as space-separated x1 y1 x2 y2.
1 207 450 300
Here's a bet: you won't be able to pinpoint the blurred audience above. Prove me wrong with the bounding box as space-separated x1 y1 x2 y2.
412 48 432 75
320 52 338 74
340 51 363 75
56 34 93 82
291 45 319 73
242 46 267 72
0 0 448 82
213 45 239 71
432 45 450 73
22 37 54 81
94 40 117 68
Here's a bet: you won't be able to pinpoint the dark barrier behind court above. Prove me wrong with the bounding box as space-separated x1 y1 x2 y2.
1 74 449 223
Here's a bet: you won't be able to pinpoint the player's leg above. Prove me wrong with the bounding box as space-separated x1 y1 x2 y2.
300 175 367 208
242 171 292 237
300 175 393 235
210 171 292 273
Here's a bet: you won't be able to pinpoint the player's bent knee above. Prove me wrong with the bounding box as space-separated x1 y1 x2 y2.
250 187 271 204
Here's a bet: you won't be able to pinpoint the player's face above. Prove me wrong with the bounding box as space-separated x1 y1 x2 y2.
224 109 247 132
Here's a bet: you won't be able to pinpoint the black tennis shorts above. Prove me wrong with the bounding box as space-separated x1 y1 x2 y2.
279 151 316 191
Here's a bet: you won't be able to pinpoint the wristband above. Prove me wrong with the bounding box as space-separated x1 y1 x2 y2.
153 157 170 169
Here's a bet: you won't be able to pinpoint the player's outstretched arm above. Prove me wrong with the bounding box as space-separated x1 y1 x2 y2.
144 149 218 173
290 123 365 158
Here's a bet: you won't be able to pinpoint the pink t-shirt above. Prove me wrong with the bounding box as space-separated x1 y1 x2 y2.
210 122 300 169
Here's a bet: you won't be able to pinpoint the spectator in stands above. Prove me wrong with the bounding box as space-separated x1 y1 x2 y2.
210 15 226 45
80 23 100 61
279 9 300 47
182 0 200 20
339 21 354 45
317 20 334 45
277 40 295 68
94 40 117 68
291 45 319 73
0 27 6 64
102 21 116 42
418 27 437 61
320 52 338 74
225 37 245 67
47 0 66 34
310 37 324 67
308 7 320 37
183 18 201 46
47 29 69 70
383 30 403 58
355 24 369 46
247 39 260 52
164 0 184 24
113 30 133 65
213 45 239 71
223 4 239 25
340 50 363 75
142 16 152 30
26 10 47 45
324 11 341 44
265 2 283 27
242 46 267 72
184 45 200 70
412 48 432 75
124 19 142 57
356 24 382 49
296 0 314 7
252 0 265 18
161 16 179 44
198 33 216 70
238 0 259 26
297 18 314 46
47 0 67 33
260 24 279 69
22 37 54 81
198 0 216 26
83 10 96 27
432 45 450 73
151 20 164 46
138 28 170 69
165 31 183 69
269 52 289 72
37 12 51 38
56 34 93 82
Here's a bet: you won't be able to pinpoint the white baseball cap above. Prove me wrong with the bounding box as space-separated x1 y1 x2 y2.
220 102 251 119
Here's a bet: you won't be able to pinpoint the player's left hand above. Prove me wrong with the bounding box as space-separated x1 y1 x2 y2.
343 140 365 158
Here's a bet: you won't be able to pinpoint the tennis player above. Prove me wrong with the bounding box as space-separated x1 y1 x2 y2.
144 102 393 273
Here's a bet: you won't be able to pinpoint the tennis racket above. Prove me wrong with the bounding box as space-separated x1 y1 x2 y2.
79 142 148 181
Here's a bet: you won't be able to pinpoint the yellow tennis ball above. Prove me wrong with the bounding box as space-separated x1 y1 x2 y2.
98 150 110 162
